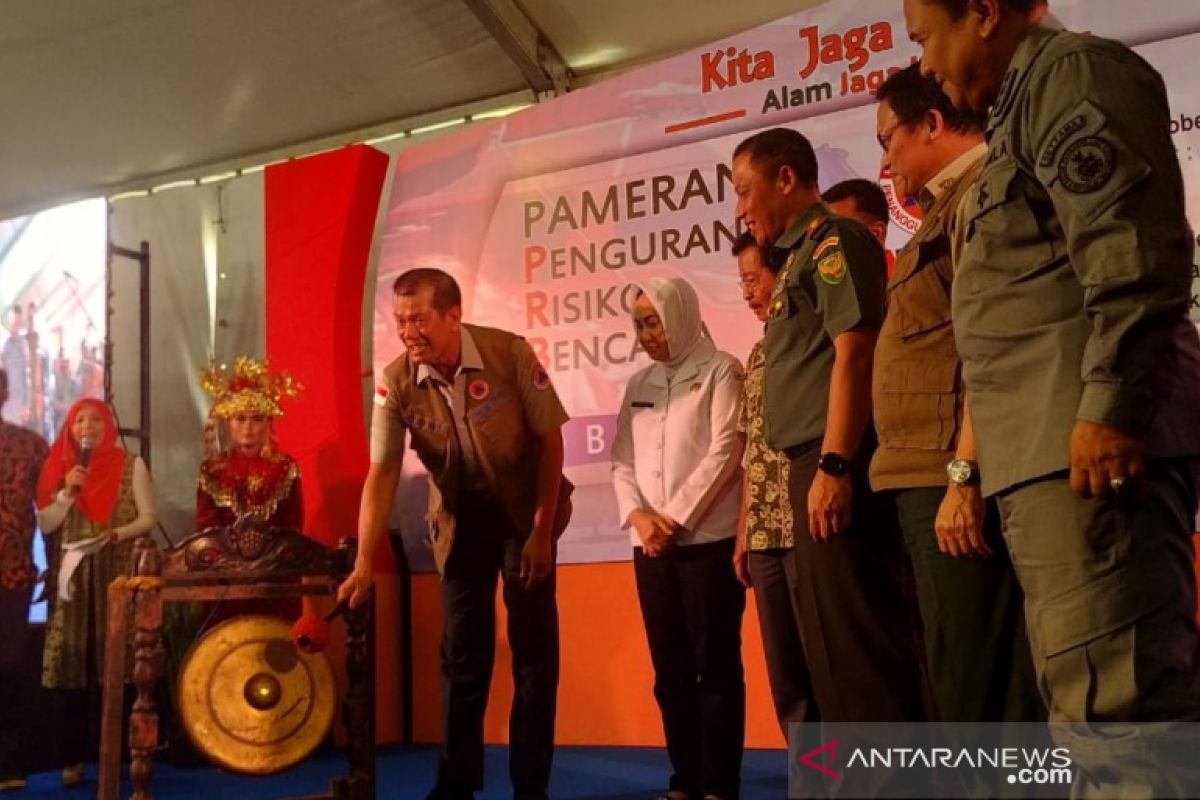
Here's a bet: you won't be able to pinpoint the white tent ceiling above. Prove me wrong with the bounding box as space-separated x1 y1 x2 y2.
0 0 823 221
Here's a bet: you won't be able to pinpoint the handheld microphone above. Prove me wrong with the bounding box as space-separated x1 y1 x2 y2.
78 435 96 469
68 436 96 498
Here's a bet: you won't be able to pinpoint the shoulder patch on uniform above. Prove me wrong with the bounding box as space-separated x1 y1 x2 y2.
1058 136 1116 194
806 215 827 238
812 236 840 261
1039 114 1087 168
531 363 552 390
817 252 847 285
374 385 389 407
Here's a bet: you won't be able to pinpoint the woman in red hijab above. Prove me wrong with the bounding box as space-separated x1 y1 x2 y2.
36 397 156 787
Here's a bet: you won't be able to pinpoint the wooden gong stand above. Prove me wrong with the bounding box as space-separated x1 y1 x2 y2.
96 527 375 800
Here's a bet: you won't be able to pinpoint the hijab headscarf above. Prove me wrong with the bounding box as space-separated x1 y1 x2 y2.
636 277 715 375
36 398 127 523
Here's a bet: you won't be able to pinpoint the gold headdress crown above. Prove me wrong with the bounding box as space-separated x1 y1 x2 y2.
201 356 302 419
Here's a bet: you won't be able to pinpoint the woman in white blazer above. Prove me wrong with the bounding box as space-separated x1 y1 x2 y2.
611 276 746 800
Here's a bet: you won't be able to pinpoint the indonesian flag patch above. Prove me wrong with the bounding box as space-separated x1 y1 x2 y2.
532 364 552 391
374 385 389 407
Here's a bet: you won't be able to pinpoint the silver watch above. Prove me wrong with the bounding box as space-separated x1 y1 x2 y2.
946 458 980 486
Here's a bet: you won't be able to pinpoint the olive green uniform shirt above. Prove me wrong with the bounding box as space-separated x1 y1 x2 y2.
953 23 1200 496
761 202 888 452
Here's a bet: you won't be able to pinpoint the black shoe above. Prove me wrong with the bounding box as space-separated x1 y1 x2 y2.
424 787 473 800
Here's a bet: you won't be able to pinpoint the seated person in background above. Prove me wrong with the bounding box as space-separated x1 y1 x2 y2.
193 357 304 627
37 398 156 787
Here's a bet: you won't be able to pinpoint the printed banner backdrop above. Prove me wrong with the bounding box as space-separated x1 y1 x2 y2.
378 0 1200 570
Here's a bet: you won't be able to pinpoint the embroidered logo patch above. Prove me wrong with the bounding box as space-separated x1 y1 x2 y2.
468 378 490 401
817 252 847 285
1039 115 1087 168
531 364 552 391
1059 136 1116 194
812 236 840 261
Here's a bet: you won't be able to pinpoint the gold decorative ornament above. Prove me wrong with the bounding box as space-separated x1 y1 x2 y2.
201 356 302 419
177 615 335 775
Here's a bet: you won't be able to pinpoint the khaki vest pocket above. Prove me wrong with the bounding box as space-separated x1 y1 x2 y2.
875 359 961 451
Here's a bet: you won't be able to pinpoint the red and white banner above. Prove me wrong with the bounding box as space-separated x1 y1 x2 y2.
377 0 1200 568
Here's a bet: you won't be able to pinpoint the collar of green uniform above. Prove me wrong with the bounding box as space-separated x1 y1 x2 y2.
986 21 1061 137
774 202 830 250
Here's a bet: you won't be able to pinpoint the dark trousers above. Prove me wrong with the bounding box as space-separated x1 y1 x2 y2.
436 506 559 799
60 686 103 766
787 442 926 722
0 585 31 777
746 549 817 737
634 537 746 800
893 487 1043 723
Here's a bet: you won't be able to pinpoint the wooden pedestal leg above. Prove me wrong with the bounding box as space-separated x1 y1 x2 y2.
98 578 133 800
333 593 376 800
129 540 164 800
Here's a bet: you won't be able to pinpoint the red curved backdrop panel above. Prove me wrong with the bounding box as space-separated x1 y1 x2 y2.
264 144 393 571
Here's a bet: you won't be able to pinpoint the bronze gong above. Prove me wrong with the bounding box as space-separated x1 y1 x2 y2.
177 615 336 775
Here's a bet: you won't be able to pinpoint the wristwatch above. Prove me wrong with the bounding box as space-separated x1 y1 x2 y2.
946 458 980 487
817 452 851 477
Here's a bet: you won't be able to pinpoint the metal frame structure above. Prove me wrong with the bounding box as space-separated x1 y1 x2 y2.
105 239 151 466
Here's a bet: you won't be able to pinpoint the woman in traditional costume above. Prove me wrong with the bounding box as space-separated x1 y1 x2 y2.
196 356 302 530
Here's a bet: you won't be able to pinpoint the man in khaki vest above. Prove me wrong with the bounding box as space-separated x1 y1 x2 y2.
338 268 571 800
871 63 1042 730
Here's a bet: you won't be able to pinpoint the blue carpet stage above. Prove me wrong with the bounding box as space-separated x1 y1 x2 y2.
18 746 790 799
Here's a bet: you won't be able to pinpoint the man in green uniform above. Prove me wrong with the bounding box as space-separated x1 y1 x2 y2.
905 0 1200 793
731 128 926 725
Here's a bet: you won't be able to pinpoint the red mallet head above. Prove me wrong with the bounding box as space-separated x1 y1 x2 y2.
291 612 331 654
